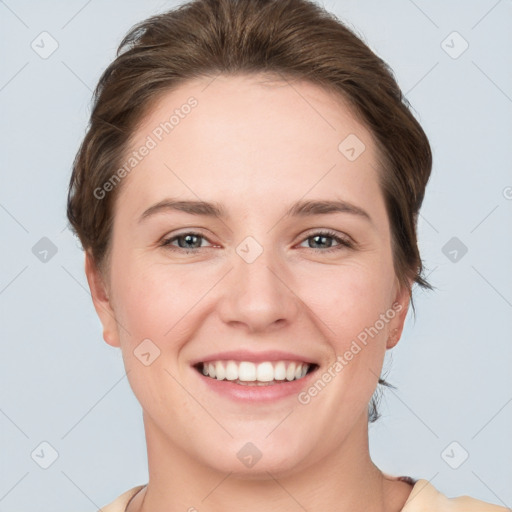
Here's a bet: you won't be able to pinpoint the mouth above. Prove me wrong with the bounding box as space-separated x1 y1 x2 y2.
193 360 319 386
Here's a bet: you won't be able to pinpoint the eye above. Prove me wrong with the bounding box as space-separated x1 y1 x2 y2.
160 232 212 254
159 229 353 255
298 230 353 253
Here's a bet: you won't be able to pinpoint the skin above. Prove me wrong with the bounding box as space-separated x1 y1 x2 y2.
85 73 415 511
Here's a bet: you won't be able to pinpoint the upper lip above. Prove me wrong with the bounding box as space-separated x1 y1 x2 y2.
190 350 318 366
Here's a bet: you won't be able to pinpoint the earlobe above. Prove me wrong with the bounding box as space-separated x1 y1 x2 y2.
387 327 400 349
84 251 108 302
386 280 412 349
84 252 121 348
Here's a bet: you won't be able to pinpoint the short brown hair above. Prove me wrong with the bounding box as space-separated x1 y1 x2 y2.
67 0 432 422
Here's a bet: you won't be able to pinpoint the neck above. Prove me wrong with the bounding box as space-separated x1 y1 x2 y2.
130 410 409 512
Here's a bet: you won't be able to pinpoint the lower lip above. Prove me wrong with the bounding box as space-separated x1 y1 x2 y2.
194 367 318 402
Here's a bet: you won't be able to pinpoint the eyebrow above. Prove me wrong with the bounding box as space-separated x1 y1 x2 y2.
138 198 372 224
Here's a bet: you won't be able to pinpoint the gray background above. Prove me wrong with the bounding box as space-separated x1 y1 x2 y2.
1 0 511 510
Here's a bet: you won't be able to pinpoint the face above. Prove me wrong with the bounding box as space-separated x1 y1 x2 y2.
86 73 410 477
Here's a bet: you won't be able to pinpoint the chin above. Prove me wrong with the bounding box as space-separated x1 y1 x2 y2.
197 434 312 479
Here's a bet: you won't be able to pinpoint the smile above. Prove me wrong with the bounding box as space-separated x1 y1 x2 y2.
194 360 318 386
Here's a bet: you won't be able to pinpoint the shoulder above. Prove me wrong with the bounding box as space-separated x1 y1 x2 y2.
402 479 509 511
99 485 146 512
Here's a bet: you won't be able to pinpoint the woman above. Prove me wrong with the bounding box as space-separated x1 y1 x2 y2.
66 0 507 510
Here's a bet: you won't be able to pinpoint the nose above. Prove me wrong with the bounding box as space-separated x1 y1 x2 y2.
217 242 300 334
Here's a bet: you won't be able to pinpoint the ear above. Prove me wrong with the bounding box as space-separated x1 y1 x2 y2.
84 251 121 348
386 278 412 350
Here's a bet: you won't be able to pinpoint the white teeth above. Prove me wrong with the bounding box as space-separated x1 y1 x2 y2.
238 362 256 381
256 362 274 382
199 360 312 383
215 361 226 380
274 361 286 380
286 362 297 381
225 361 238 381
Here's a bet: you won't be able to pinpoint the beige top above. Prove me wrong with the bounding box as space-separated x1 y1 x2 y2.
99 478 509 511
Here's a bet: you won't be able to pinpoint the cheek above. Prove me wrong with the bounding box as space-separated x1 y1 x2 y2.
305 270 393 409
300 259 394 398
110 255 218 348
109 260 199 413
303 260 395 338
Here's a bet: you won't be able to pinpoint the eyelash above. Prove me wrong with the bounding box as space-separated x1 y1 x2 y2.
159 230 353 254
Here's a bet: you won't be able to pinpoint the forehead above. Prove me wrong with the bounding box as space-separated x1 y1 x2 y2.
119 73 383 220
132 72 376 155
